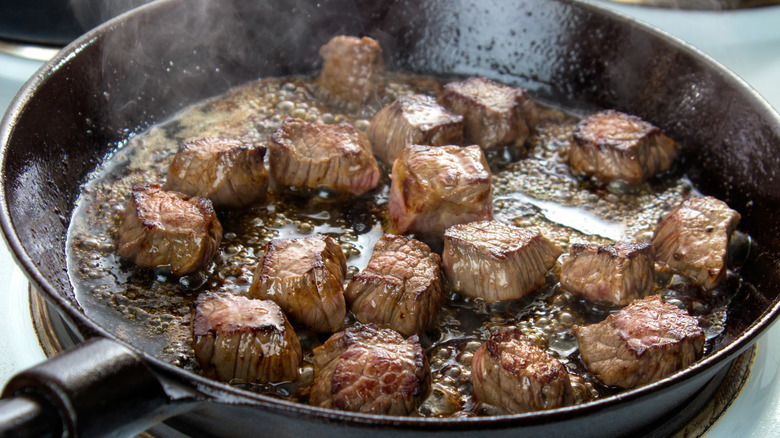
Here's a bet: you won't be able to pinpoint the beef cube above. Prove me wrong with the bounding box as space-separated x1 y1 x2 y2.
269 117 380 196
439 76 537 152
344 234 442 336
192 292 302 383
574 295 704 388
560 242 655 306
165 137 268 208
317 35 386 107
568 110 681 186
651 196 741 290
117 184 222 276
367 94 464 165
442 220 562 302
310 324 430 415
472 328 573 413
249 235 347 333
388 144 493 235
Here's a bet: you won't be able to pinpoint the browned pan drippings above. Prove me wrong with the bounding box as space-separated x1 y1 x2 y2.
65 73 746 417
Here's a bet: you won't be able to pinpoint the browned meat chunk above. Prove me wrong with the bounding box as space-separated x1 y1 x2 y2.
310 324 430 415
568 110 681 186
472 328 573 413
367 94 464 165
344 234 442 336
439 76 537 152
574 295 704 388
117 184 222 276
651 196 741 290
560 242 655 306
388 145 493 234
249 235 347 333
165 137 268 208
192 292 302 383
269 117 380 196
442 220 562 302
317 35 386 107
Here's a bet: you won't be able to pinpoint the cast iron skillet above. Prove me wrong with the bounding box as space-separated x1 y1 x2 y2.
1 0 779 436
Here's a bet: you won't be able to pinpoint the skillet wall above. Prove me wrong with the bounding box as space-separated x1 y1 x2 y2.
1 0 780 434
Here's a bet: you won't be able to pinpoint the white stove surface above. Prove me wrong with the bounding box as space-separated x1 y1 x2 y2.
1 2 779 436
0 52 49 379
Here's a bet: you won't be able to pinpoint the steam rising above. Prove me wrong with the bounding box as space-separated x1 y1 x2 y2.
70 0 157 28
68 0 378 138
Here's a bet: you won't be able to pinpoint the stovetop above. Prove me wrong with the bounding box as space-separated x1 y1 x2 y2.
1 2 779 436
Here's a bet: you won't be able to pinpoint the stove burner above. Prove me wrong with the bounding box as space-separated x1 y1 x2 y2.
28 287 189 438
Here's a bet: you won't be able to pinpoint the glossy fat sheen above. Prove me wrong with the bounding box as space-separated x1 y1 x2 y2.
473 328 573 413
574 295 704 389
117 183 222 276
310 324 431 415
442 220 562 302
651 196 741 290
317 35 386 106
568 110 680 186
389 145 493 234
269 117 380 195
560 242 655 305
249 235 347 333
192 292 302 383
367 94 464 165
439 76 537 151
344 234 443 336
165 137 268 208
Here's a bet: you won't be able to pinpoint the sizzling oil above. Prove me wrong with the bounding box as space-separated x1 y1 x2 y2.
66 73 743 417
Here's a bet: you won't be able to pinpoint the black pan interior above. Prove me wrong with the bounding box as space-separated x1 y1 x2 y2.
2 0 780 434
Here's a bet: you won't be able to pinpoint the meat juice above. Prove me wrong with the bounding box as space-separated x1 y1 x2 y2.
66 73 745 417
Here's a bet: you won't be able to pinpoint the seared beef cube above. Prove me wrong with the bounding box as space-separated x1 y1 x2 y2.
389 145 493 235
367 94 464 165
442 220 562 302
574 295 704 388
560 242 655 306
165 137 268 208
310 324 430 415
117 184 222 276
439 76 537 152
317 35 386 107
651 196 741 290
344 234 442 336
269 117 380 196
249 235 347 333
192 292 302 383
568 110 680 185
473 328 573 413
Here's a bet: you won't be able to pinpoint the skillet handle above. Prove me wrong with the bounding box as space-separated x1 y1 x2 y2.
0 337 179 437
